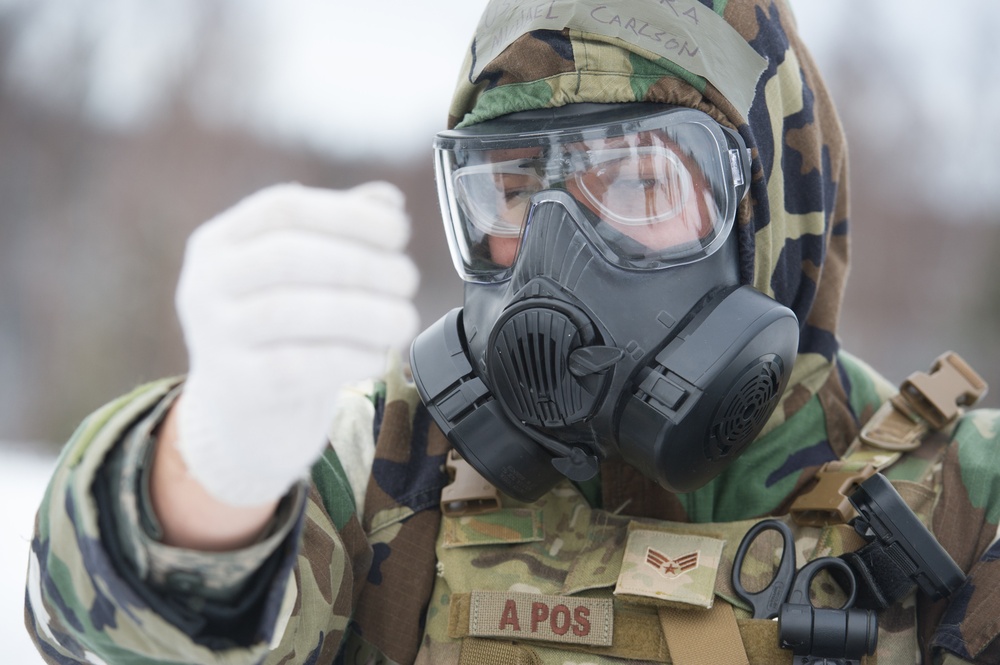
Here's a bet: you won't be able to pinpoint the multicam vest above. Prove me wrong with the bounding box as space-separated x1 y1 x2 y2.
416 477 936 665
343 352 993 665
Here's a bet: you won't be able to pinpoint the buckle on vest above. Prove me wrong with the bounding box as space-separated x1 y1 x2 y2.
858 399 925 452
440 449 502 517
895 351 987 430
790 462 877 526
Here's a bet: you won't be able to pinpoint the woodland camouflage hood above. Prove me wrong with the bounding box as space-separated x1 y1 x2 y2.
447 0 849 429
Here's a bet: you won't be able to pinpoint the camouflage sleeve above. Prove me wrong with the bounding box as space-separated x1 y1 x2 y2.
108 384 308 603
24 378 374 664
926 409 1000 664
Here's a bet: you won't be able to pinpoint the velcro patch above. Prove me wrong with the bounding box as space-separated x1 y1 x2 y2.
441 509 544 548
615 529 724 608
466 590 613 646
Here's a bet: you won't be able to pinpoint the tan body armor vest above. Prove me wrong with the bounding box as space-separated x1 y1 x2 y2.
413 353 985 665
415 475 941 665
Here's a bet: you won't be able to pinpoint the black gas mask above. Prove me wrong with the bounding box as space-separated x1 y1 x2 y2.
411 104 798 502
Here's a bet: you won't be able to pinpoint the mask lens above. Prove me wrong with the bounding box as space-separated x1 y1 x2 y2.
569 142 716 254
575 147 688 224
435 105 748 282
453 161 542 238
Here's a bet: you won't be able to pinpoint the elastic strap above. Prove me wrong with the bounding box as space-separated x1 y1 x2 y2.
837 542 917 611
659 602 749 665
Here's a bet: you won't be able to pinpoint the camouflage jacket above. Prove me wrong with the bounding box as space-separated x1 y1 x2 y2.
24 351 1000 665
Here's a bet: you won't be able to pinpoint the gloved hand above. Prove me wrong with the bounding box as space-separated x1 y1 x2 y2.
173 182 419 506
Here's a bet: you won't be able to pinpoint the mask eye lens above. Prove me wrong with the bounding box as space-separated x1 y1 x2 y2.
569 146 716 254
574 148 690 226
494 173 537 235
436 106 748 281
450 161 546 274
454 164 542 238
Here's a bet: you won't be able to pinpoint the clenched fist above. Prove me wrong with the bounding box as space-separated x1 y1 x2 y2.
173 182 419 506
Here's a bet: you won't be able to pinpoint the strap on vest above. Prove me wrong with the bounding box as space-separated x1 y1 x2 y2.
458 638 542 665
790 351 986 527
836 540 916 611
659 603 749 665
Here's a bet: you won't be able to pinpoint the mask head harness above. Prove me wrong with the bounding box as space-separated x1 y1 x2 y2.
411 103 799 501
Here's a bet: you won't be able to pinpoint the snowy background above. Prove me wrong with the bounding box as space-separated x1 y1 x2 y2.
3 445 55 661
3 1 999 661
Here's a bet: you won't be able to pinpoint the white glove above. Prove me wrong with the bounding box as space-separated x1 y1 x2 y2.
174 182 419 506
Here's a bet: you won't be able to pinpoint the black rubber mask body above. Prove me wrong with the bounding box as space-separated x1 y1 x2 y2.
411 192 798 501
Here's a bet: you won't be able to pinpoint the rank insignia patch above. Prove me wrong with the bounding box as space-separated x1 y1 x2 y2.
646 547 699 578
615 528 724 608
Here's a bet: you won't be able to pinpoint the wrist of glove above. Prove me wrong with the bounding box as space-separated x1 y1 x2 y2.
174 182 419 506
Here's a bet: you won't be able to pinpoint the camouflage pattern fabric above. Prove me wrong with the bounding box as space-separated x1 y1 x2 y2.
924 411 1000 664
24 0 1000 663
24 378 302 664
26 354 999 664
346 362 451 664
416 464 938 664
23 362 443 665
23 376 373 665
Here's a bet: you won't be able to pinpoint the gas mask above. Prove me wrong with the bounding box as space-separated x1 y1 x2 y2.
411 104 799 502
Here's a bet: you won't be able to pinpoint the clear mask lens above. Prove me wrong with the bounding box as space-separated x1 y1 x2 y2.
574 147 691 225
435 106 749 282
453 161 542 238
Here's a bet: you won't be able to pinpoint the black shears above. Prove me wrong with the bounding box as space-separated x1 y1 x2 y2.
732 518 856 619
732 519 878 664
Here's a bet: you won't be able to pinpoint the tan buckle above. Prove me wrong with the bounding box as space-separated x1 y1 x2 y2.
440 449 501 517
896 351 987 430
790 462 877 526
859 399 924 452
